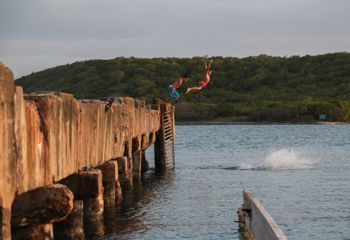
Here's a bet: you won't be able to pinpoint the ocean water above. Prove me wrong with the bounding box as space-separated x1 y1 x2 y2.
95 125 350 240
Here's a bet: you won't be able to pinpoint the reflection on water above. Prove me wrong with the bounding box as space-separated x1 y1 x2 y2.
90 171 176 240
84 214 105 238
88 125 350 240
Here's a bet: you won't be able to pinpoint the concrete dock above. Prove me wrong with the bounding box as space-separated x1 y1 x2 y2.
0 61 174 239
237 190 288 240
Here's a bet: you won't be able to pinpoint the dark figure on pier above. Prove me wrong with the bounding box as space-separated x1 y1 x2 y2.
105 97 115 113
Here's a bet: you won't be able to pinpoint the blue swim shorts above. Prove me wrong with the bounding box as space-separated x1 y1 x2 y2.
167 85 179 100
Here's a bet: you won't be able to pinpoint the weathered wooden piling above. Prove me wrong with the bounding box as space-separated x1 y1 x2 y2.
60 170 104 218
10 184 73 240
123 140 134 190
59 170 103 201
132 137 142 184
81 170 105 239
116 157 130 192
11 184 74 227
154 130 166 173
98 160 122 206
0 62 17 240
0 61 172 239
141 151 149 174
140 133 150 175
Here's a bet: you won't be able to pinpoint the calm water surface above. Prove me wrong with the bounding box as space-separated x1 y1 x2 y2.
94 125 350 240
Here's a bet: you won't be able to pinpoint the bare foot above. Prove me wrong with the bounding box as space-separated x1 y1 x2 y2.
185 88 190 94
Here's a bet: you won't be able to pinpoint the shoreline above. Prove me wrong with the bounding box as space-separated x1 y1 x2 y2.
176 121 348 125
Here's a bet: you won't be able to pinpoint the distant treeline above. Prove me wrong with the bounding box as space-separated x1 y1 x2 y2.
16 53 350 122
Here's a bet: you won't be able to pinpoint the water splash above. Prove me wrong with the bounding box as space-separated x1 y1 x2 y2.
239 148 314 170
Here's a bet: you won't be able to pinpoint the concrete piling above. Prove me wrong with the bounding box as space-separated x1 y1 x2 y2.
98 160 122 207
132 137 142 184
155 103 166 174
82 170 105 239
154 130 166 174
59 170 103 200
140 134 150 175
116 157 130 193
57 170 105 238
141 151 149 175
0 62 17 240
83 169 104 217
123 140 134 190
114 165 123 204
11 184 74 227
10 184 73 239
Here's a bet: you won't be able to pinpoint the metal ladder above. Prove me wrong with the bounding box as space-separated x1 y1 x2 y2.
161 108 175 169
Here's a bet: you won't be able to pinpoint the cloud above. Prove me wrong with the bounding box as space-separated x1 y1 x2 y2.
0 0 349 77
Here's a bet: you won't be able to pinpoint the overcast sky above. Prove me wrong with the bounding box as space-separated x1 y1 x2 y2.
1 0 349 78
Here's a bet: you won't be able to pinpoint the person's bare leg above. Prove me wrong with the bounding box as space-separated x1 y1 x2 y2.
202 58 211 77
186 86 202 94
206 59 213 72
203 59 213 82
202 61 209 80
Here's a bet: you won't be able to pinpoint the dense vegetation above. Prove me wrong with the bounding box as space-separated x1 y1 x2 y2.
16 53 350 122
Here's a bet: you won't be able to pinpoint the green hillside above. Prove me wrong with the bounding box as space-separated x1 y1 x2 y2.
16 53 350 122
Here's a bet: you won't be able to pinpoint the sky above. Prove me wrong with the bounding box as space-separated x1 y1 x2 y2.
0 0 349 78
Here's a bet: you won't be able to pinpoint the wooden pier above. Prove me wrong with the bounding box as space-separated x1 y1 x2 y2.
0 62 175 240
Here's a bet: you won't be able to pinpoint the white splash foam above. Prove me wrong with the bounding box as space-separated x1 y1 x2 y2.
238 163 255 170
240 148 314 170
